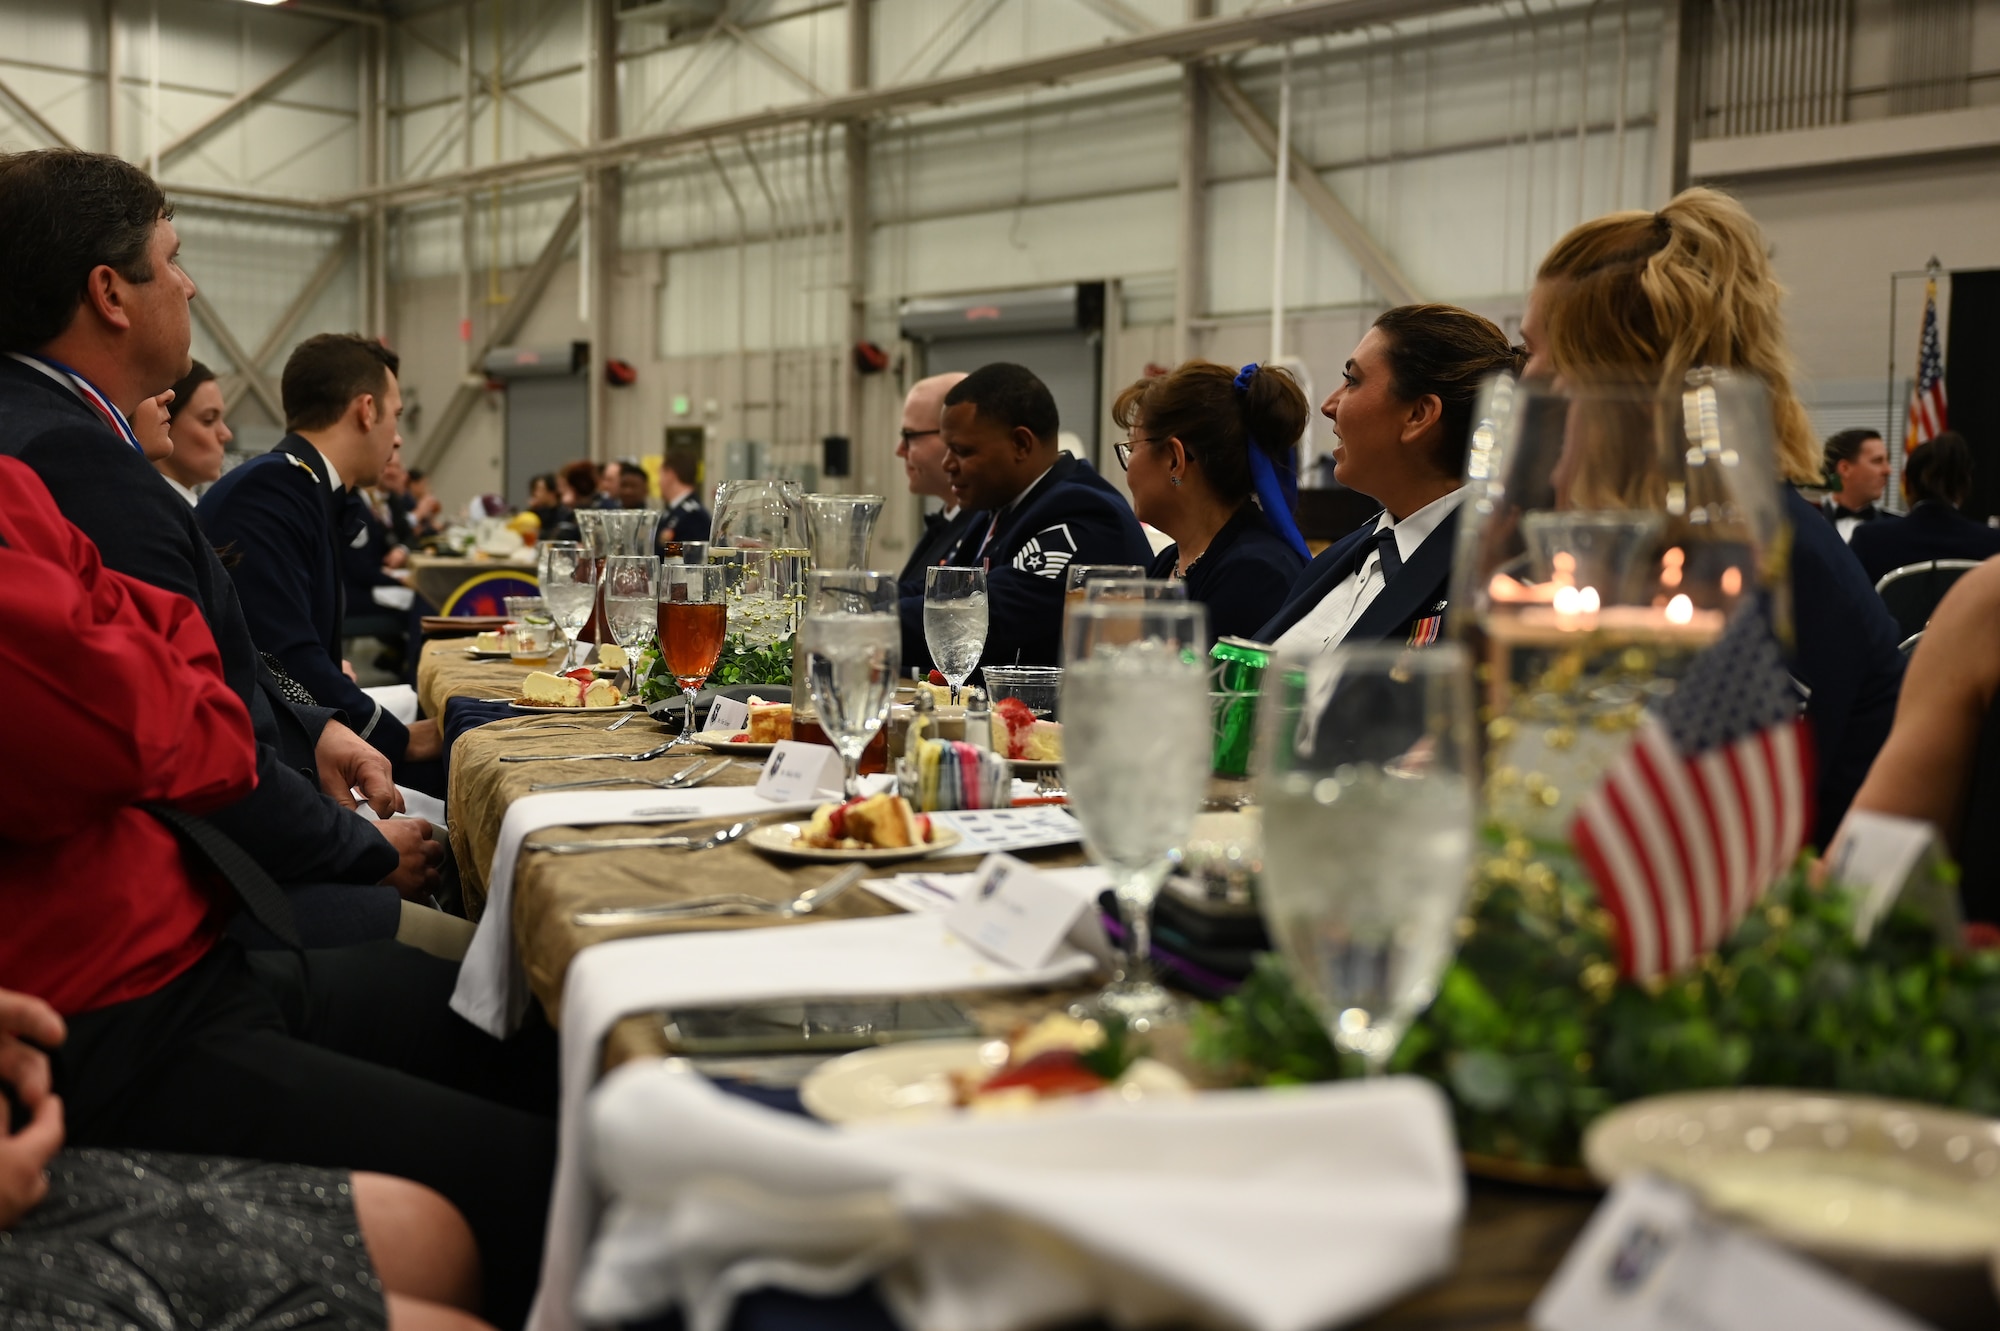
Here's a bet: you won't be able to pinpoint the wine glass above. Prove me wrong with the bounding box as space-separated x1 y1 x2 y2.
602 555 659 693
1255 641 1477 1074
1060 597 1210 1029
923 566 987 705
537 541 596 671
656 564 729 738
802 570 901 796
1063 563 1146 609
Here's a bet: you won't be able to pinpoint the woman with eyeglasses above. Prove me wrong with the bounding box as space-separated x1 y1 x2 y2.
1110 360 1310 641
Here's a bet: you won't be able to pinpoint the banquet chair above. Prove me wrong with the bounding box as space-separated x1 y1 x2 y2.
1875 559 1981 641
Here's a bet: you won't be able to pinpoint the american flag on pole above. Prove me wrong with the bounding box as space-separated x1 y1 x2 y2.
1570 607 1814 980
1906 269 1947 451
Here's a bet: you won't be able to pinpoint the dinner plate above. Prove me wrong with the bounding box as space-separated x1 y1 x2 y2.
463 647 516 660
1585 1090 2000 1265
690 731 777 756
746 821 963 864
507 697 645 713
1006 757 1063 775
799 1038 1192 1124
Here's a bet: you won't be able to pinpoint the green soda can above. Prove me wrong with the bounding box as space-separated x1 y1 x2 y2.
1209 635 1271 777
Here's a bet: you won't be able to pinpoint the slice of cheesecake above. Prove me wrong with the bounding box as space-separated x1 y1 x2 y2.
598 643 628 671
582 678 622 708
521 670 583 707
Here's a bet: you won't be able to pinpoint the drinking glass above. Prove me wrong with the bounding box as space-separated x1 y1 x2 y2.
1063 563 1147 610
1060 598 1210 1028
537 541 597 670
657 564 729 737
1083 577 1188 602
602 555 660 692
802 570 901 796
1255 641 1476 1074
923 566 988 705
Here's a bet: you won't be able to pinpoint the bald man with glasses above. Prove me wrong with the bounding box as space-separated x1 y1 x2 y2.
893 371 976 596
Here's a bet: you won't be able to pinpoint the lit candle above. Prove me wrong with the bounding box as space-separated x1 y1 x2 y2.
1665 594 1694 625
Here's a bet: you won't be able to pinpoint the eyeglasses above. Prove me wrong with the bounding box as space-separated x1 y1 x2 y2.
898 428 941 447
1113 437 1159 471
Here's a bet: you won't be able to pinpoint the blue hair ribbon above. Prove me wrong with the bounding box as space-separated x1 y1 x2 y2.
1236 362 1311 562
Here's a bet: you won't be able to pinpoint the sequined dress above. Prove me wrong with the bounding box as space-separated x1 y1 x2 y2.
0 1148 386 1329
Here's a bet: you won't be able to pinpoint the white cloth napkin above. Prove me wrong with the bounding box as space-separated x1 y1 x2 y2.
527 914 1101 1331
579 1065 1463 1331
361 682 420 724
449 786 818 1037
862 865 1110 916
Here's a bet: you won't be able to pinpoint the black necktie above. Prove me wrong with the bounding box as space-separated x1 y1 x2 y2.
1374 527 1403 585
144 804 303 948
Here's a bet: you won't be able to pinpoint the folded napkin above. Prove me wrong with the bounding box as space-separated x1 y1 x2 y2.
528 914 1101 1331
361 682 421 724
863 864 1110 915
579 1065 1463 1331
449 786 819 1037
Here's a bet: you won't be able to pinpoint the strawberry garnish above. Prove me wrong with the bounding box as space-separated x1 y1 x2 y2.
928 669 947 686
562 667 594 684
980 1050 1110 1098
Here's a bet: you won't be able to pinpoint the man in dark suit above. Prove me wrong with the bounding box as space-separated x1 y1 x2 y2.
1820 428 1890 543
199 335 442 775
0 148 436 928
1850 431 2000 586
899 363 1152 670
654 446 712 550
893 371 979 596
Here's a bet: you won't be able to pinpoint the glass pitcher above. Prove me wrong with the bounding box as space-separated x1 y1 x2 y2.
803 494 884 571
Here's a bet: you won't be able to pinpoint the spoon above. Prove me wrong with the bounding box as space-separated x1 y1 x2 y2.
572 863 868 924
525 818 759 855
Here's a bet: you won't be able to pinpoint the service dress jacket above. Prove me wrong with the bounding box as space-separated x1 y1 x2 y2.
654 493 712 550
1149 503 1307 643
0 358 394 886
199 435 413 762
897 506 982 599
898 453 1153 670
1848 502 2000 586
1255 507 1460 649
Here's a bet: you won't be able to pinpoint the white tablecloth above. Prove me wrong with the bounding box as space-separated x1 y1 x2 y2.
582 1066 1464 1331
526 914 1102 1331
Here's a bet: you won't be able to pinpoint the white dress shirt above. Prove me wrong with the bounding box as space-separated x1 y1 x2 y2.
1274 487 1464 656
164 475 202 507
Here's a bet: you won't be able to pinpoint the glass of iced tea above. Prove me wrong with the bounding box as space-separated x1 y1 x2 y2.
657 563 729 737
1063 563 1147 611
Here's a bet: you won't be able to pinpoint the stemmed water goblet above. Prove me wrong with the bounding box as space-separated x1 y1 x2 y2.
922 565 987 705
601 555 659 695
656 564 728 740
1063 563 1146 608
1060 597 1210 1029
1255 641 1477 1074
801 570 901 798
537 541 597 671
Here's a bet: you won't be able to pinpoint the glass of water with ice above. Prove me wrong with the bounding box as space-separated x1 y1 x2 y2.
923 565 988 704
1255 641 1476 1074
1061 598 1210 1028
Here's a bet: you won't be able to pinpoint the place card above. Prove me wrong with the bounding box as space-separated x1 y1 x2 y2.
930 806 1084 857
705 695 750 735
754 741 844 802
1532 1174 1926 1331
1824 810 1961 945
945 853 1094 971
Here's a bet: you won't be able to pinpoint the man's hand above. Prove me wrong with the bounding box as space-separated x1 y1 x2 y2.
0 989 66 1230
341 659 358 683
316 719 402 817
403 718 443 764
384 546 410 570
376 817 444 900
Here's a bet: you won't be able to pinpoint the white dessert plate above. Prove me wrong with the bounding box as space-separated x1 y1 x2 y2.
1005 757 1063 775
508 697 645 713
690 731 777 756
1585 1090 2000 1265
746 821 963 864
463 647 515 659
799 1038 1191 1125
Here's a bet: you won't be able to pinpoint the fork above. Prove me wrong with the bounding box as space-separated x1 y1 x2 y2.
572 863 867 924
529 757 733 793
526 818 759 855
499 741 678 764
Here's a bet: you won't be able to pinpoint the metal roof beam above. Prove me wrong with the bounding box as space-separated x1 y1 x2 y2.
157 24 349 167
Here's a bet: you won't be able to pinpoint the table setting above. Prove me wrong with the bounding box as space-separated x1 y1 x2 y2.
409 395 2000 1331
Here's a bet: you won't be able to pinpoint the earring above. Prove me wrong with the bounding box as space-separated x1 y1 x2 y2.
1169 474 1181 486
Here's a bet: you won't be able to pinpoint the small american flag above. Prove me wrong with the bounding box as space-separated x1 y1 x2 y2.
1570 606 1814 979
1906 271 1947 451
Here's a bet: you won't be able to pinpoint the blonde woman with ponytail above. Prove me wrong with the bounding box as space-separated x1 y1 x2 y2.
1522 186 1905 848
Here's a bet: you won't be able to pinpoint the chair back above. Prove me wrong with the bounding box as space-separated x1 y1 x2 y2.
1874 559 1981 640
